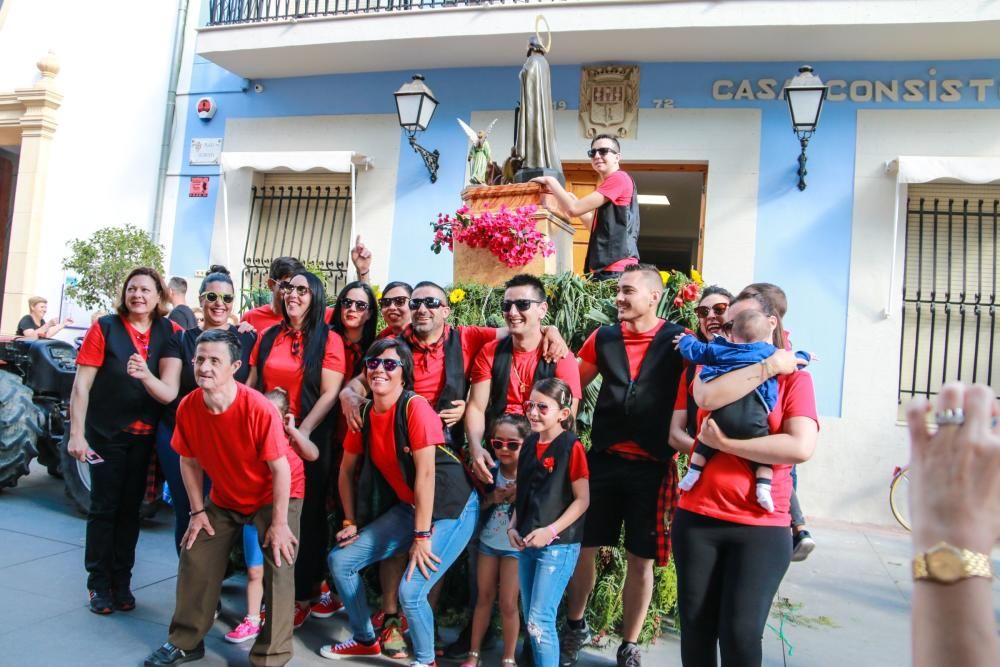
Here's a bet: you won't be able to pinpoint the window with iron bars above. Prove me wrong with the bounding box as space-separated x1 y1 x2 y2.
898 183 999 414
242 174 353 311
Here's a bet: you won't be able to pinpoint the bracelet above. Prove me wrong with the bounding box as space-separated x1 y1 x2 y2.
359 271 370 277
414 529 432 540
342 519 356 528
189 508 206 517
548 525 559 541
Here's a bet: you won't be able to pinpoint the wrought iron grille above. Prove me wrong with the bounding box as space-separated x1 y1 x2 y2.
242 183 353 302
898 191 999 404
207 0 552 25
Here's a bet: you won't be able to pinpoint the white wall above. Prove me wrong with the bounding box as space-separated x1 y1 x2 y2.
0 0 178 315
801 109 1000 525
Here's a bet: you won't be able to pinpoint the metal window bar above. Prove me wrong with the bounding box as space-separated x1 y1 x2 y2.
207 0 549 25
242 184 353 306
898 196 999 404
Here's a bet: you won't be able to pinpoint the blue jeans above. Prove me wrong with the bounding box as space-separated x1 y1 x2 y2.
519 542 581 667
155 422 211 554
328 492 479 665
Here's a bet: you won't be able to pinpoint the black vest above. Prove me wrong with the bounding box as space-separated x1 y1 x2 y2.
684 363 699 438
255 325 330 435
355 390 473 526
591 321 685 461
584 173 640 273
485 337 556 428
85 315 175 443
406 326 467 451
164 325 256 428
514 431 585 544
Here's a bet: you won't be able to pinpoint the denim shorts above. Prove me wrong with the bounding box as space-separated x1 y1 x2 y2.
478 542 519 560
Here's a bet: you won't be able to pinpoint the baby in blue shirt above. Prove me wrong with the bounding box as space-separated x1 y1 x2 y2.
677 309 811 512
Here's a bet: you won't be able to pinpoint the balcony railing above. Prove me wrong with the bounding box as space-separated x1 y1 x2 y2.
207 0 560 26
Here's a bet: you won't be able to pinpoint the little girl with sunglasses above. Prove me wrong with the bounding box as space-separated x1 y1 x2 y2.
226 388 317 644
462 413 530 667
508 378 590 667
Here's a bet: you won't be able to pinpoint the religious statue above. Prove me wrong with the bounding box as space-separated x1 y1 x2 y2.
513 35 564 185
457 118 497 185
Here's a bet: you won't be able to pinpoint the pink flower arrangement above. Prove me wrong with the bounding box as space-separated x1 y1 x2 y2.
430 204 555 268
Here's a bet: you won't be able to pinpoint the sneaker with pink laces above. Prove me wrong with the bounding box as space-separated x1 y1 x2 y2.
371 609 410 634
319 638 381 659
225 616 262 644
310 582 344 618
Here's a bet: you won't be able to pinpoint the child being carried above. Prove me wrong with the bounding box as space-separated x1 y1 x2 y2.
676 309 811 512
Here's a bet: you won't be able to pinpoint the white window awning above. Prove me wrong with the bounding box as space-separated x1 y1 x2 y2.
886 156 1000 184
220 150 371 174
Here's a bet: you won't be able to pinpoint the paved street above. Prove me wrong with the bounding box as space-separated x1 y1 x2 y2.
1 460 998 666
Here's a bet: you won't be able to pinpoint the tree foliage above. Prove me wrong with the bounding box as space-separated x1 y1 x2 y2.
61 225 165 312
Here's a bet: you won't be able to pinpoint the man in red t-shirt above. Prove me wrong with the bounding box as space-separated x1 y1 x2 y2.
533 134 639 279
466 274 582 483
145 329 304 667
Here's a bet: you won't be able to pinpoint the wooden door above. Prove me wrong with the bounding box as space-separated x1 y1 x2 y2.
562 166 599 275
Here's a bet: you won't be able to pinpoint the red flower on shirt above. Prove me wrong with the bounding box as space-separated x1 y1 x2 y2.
542 457 556 473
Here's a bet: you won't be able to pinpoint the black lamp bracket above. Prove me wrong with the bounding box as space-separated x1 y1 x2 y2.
408 134 439 184
795 130 813 191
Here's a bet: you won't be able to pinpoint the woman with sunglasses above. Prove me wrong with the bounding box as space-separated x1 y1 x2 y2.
321 338 478 667
157 266 258 553
376 281 413 338
69 267 184 614
248 270 348 629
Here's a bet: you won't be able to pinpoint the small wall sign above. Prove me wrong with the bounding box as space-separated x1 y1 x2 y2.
189 138 222 165
189 177 209 197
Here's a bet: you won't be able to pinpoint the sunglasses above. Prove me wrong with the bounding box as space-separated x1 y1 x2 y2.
279 282 310 297
502 298 543 313
379 296 409 309
490 438 523 452
340 298 370 312
695 303 729 319
409 297 444 310
523 400 554 416
365 357 401 372
587 147 618 158
200 291 234 304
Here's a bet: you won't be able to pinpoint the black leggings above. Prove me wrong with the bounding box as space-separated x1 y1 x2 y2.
672 509 791 667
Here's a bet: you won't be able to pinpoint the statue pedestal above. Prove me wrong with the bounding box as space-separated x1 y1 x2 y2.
455 183 575 286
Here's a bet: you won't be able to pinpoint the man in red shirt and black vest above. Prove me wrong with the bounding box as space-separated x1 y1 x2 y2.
144 329 304 667
563 264 685 667
533 134 640 281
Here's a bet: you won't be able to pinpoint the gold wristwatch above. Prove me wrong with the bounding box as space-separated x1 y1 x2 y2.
912 542 993 584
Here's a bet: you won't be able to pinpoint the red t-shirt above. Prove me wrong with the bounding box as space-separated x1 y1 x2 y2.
342 396 443 505
76 315 184 435
578 320 666 459
592 170 639 273
471 339 582 415
172 384 305 513
407 325 497 406
377 326 399 340
249 328 347 419
241 304 335 332
678 371 819 527
536 438 590 482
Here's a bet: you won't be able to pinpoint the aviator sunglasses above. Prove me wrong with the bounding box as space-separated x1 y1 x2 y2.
523 400 553 416
200 291 234 304
490 438 523 452
278 282 310 297
409 297 444 310
379 295 409 309
339 297 370 312
365 357 401 372
587 147 618 158
502 298 543 313
695 303 729 319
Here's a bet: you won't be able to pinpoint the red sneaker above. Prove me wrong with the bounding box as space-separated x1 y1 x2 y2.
371 609 409 633
310 582 344 618
293 604 311 629
319 638 381 659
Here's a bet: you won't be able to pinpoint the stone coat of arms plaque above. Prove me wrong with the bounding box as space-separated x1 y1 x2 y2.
579 65 639 139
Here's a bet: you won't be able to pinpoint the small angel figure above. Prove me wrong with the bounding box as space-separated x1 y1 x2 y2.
458 118 497 185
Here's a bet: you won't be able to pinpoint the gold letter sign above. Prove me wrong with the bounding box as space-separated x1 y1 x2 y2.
579 65 639 139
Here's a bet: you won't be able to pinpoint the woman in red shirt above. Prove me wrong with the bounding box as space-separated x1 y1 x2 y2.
672 287 818 667
68 267 183 615
247 270 347 626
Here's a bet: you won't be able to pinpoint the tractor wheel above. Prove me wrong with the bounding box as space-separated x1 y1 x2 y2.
0 372 42 490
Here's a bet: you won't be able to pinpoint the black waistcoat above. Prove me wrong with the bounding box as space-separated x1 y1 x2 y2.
591 321 685 461
86 315 174 443
583 173 640 272
407 326 467 451
485 337 556 428
354 390 473 527
514 431 584 544
255 325 331 437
